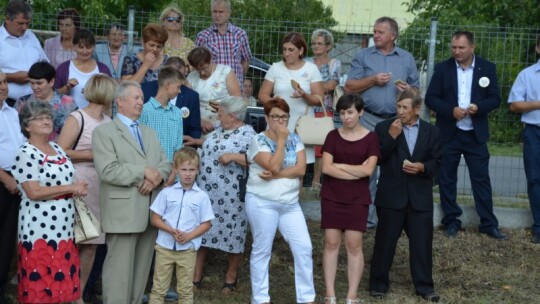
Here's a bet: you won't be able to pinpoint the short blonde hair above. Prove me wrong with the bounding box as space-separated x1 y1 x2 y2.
160 5 184 27
173 146 200 168
84 74 117 106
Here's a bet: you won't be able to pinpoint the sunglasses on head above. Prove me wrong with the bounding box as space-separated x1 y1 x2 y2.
165 17 181 23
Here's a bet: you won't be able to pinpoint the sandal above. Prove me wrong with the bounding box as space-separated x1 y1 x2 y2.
221 277 238 294
324 296 337 304
345 298 362 304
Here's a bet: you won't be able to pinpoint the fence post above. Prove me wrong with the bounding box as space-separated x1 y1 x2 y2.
422 17 438 121
127 6 136 55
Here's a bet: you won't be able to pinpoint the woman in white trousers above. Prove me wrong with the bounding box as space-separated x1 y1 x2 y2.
245 97 316 304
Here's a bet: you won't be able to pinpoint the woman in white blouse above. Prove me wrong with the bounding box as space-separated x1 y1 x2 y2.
245 97 316 304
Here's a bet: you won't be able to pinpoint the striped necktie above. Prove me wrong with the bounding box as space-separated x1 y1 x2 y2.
130 122 145 153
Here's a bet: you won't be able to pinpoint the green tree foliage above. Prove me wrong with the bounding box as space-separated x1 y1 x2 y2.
407 0 540 26
24 0 337 63
400 0 540 144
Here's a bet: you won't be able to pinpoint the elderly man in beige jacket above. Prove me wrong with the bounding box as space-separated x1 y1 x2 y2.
93 80 171 304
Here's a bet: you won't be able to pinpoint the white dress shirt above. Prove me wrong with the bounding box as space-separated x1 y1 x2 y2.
0 24 49 99
456 57 475 130
150 182 214 251
0 101 25 170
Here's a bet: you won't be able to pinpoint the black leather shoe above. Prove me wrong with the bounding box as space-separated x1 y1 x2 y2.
422 292 440 302
445 226 459 237
479 227 508 240
369 290 386 298
532 233 540 244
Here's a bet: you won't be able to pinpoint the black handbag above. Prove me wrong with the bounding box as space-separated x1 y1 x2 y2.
239 152 249 202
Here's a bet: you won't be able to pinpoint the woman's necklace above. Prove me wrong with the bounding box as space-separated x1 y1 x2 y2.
220 121 244 138
29 140 55 155
169 33 183 49
108 44 122 74
74 58 95 73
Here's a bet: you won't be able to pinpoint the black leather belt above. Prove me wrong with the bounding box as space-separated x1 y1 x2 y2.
525 123 540 129
363 107 396 119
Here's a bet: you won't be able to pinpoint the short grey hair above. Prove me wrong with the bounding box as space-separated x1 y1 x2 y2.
19 99 53 138
220 96 247 121
211 0 231 12
311 29 334 50
115 80 141 102
5 0 32 20
375 16 399 39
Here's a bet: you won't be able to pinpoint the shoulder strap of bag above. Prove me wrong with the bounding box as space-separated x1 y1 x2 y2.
305 95 329 117
72 111 85 150
243 152 249 176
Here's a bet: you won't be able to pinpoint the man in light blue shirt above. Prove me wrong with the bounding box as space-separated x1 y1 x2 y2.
345 16 420 228
508 35 540 244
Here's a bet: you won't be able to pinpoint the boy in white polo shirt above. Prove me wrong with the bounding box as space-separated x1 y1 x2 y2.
149 146 214 304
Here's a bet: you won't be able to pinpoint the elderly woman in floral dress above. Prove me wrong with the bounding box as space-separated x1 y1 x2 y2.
193 96 256 294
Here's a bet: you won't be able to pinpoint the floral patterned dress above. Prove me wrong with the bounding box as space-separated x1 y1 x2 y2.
120 53 170 83
305 57 341 112
198 124 256 253
14 92 78 142
12 142 81 303
163 37 195 61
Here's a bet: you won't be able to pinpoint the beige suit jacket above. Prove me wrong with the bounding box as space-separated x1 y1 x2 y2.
92 118 171 233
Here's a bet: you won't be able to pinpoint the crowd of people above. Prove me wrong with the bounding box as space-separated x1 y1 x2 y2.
1 0 539 304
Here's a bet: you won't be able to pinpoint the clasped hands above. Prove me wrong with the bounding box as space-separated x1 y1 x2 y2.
170 228 193 244
139 167 163 195
402 159 425 175
72 181 89 197
453 104 478 120
387 119 424 175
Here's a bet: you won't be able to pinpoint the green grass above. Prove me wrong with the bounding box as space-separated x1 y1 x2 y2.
488 143 522 156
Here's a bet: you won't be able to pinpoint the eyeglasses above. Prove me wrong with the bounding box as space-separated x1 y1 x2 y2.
311 42 328 46
165 17 182 23
29 115 52 123
268 114 290 121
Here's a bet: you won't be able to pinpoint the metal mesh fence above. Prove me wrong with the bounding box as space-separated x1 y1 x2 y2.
11 8 539 200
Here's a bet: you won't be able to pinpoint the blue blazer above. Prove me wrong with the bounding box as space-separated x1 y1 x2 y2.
425 56 501 143
141 81 202 139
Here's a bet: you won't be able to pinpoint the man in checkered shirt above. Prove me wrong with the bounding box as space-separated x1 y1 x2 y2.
195 0 252 92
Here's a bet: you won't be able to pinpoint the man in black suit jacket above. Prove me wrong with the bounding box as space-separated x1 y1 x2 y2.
425 31 507 240
369 88 441 302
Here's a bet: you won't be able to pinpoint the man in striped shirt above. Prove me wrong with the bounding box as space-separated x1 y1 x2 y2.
195 0 252 92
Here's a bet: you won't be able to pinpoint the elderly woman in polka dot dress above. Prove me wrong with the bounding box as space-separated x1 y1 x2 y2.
12 100 88 304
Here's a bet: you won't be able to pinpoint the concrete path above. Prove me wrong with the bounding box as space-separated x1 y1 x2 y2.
300 202 533 229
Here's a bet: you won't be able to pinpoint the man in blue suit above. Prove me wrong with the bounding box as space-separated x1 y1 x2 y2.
425 31 507 240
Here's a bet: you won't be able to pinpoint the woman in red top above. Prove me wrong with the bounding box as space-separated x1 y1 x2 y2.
320 94 380 304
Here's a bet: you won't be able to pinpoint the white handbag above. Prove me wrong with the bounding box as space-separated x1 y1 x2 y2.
295 95 334 145
74 196 101 244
